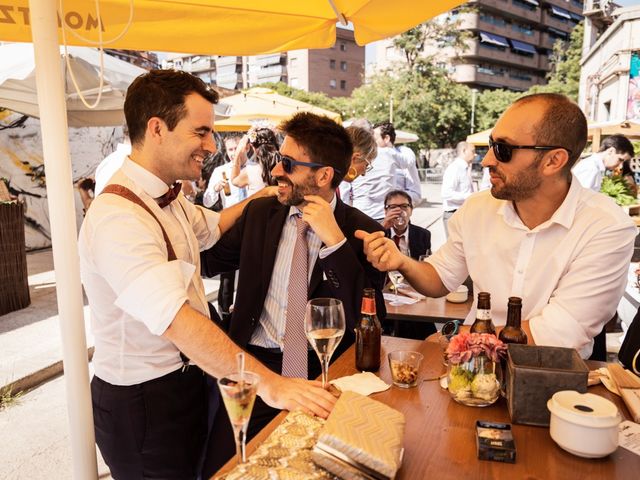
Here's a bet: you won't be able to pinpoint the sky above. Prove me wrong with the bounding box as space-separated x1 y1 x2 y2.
617 0 640 6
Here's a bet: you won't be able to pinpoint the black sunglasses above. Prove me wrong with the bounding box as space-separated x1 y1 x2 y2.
279 154 342 175
488 136 571 163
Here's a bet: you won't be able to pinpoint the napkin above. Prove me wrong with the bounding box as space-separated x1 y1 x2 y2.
383 292 419 305
397 287 426 300
330 372 391 396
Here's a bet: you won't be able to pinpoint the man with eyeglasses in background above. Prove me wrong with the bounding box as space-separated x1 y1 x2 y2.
356 93 636 361
199 112 387 476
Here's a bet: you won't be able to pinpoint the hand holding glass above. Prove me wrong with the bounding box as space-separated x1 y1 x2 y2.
304 298 345 388
217 370 260 464
392 210 408 229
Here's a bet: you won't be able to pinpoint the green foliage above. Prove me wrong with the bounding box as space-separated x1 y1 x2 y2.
600 175 637 206
475 89 522 132
259 82 338 112
0 386 23 411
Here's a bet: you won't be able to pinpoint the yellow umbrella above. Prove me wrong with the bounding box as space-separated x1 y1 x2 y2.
215 87 340 131
3 0 465 54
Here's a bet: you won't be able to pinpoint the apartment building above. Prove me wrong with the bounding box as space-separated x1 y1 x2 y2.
162 28 364 97
372 0 584 92
579 2 640 123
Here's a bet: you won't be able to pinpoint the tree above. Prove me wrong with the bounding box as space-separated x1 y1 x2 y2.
259 81 338 112
475 89 522 132
393 8 474 70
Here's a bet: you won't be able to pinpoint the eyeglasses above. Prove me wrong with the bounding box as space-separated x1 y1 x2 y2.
278 154 342 175
363 157 373 173
384 203 412 210
488 136 571 163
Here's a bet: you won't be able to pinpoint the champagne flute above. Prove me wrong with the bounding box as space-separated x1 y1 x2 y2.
388 271 405 306
217 369 260 464
304 298 345 388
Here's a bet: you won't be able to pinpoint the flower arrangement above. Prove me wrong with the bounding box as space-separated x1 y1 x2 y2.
446 332 506 406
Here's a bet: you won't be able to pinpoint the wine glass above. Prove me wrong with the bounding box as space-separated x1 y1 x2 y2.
217 370 260 464
304 298 345 388
388 271 405 306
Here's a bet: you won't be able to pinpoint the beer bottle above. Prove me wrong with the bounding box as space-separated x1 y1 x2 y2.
355 288 381 371
470 291 495 335
499 297 528 345
222 171 231 196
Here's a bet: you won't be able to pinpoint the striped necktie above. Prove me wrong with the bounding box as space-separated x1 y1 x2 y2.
282 215 309 378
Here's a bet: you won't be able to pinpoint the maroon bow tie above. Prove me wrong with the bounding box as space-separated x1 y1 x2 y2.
156 183 182 208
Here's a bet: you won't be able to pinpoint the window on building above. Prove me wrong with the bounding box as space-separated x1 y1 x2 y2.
385 46 396 59
512 22 534 36
290 77 299 88
289 58 297 67
603 101 612 122
340 80 346 90
340 42 347 52
340 61 347 71
512 0 538 12
330 59 336 69
330 79 337 89
479 12 507 27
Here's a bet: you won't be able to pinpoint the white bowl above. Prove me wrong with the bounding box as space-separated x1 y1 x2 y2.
445 285 468 303
547 390 621 458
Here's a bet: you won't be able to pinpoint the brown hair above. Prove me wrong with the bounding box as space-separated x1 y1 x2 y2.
124 69 219 146
279 112 352 188
347 125 377 162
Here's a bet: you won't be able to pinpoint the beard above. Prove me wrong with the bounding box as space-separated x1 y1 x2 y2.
274 174 319 206
490 155 543 201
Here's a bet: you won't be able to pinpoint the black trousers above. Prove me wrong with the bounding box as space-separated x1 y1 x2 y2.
217 270 236 315
200 346 323 478
91 366 207 480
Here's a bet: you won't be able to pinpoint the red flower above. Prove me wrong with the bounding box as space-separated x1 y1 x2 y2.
445 332 506 365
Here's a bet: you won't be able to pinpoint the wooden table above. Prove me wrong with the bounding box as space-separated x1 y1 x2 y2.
385 294 472 323
216 337 638 479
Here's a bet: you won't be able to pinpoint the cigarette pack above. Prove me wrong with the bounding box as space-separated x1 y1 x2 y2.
476 420 516 464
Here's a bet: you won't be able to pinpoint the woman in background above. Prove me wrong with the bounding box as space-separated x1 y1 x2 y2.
231 127 280 195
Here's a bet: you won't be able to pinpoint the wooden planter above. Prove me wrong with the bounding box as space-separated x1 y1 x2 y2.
0 202 30 316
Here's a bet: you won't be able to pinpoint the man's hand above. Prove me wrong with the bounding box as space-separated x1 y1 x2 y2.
302 195 345 247
354 230 405 272
258 374 337 418
255 185 278 198
382 207 400 230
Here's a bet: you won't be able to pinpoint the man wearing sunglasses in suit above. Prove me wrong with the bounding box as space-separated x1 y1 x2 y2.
199 112 386 476
357 93 636 362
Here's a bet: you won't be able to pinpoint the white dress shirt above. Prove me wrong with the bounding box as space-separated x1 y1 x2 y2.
94 142 131 195
79 158 221 385
394 145 422 205
389 227 410 256
572 153 605 192
346 147 407 220
441 157 474 212
203 161 245 209
250 196 346 349
428 177 636 358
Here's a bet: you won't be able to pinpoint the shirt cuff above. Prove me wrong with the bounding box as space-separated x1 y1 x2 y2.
529 302 594 359
114 260 195 335
319 237 347 258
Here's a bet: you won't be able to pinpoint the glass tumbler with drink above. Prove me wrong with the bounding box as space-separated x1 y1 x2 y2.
305 298 345 388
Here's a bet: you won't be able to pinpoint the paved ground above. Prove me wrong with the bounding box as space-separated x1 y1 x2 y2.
0 182 446 479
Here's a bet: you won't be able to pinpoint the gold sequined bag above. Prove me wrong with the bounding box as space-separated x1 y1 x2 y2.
312 391 405 480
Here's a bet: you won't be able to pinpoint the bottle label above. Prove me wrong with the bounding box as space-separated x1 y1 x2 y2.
476 309 491 321
361 297 376 315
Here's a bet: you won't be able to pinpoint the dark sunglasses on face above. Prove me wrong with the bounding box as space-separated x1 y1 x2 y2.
488 136 571 163
278 154 342 175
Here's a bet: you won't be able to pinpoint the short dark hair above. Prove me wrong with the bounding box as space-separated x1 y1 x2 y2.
373 121 396 144
384 190 412 208
124 69 219 146
600 134 634 157
279 112 352 188
511 93 587 172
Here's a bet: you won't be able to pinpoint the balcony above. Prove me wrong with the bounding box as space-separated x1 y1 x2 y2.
452 63 540 91
461 38 540 70
215 56 242 68
508 0 542 23
541 9 573 31
538 54 550 71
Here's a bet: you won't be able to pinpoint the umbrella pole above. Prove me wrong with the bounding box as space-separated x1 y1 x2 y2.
29 1 98 479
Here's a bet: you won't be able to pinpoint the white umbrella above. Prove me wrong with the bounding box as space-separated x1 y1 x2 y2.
0 43 146 127
395 129 419 144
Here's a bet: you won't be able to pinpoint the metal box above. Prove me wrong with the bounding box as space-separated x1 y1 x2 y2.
505 344 588 426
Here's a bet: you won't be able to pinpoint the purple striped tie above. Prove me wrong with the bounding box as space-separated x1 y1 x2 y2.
282 215 309 378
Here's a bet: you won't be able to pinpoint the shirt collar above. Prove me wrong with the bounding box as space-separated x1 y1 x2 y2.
288 194 337 218
592 152 606 173
121 157 173 199
498 177 579 231
390 226 409 238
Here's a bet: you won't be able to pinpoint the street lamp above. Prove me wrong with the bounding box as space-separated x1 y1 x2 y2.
470 88 478 134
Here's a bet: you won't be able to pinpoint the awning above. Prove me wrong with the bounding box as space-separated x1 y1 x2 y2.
510 39 537 55
547 27 569 38
550 5 571 20
569 12 583 22
479 31 509 48
521 0 539 6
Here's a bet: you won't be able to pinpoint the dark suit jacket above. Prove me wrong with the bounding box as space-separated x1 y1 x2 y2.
385 223 431 260
200 196 387 352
